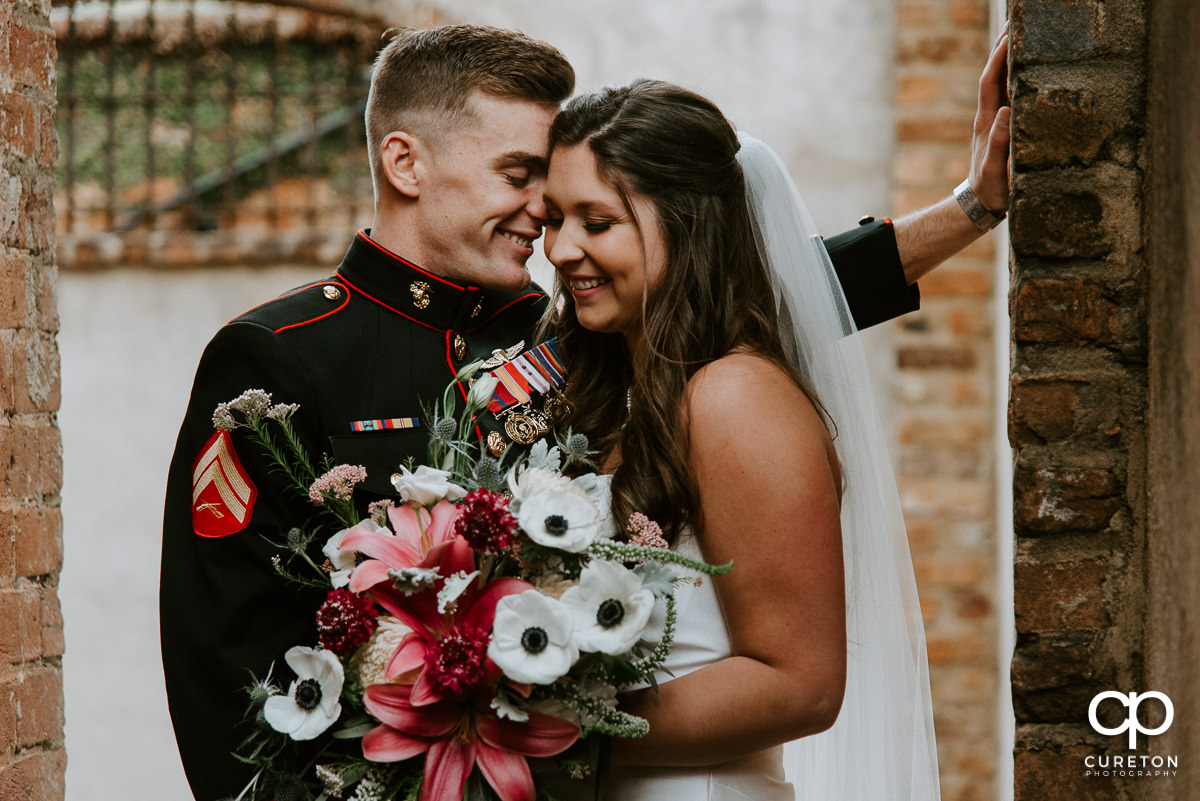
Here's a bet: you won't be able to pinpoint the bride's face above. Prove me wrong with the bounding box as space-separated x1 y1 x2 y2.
542 144 668 344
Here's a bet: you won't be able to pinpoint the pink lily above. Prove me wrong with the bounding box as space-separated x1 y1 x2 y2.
336 500 461 592
362 681 579 801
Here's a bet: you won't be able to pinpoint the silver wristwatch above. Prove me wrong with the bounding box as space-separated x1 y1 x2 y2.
954 179 1006 231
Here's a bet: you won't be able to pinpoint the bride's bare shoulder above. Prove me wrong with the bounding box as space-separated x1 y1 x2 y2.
686 351 819 424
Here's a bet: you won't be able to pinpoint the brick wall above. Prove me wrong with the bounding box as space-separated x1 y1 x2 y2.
892 2 1000 799
1008 0 1156 798
1 1 66 798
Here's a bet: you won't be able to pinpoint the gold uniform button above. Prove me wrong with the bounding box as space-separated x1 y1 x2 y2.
323 285 342 300
391 472 403 486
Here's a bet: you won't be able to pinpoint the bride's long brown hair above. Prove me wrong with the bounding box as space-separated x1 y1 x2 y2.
544 79 825 543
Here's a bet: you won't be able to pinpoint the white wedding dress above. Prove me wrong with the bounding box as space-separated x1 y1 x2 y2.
552 533 795 801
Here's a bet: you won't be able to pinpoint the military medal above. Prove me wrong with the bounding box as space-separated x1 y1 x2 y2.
543 388 573 423
484 339 567 448
503 407 552 445
479 341 525 370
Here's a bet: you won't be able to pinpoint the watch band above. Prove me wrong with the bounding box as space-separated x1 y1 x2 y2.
954 179 1006 231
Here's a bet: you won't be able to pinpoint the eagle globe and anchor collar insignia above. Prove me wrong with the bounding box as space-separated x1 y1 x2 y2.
191 430 257 537
485 339 571 447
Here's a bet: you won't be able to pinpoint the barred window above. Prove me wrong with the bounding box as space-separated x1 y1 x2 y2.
53 0 418 267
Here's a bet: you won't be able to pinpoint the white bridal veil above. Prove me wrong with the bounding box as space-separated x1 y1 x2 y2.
736 134 941 801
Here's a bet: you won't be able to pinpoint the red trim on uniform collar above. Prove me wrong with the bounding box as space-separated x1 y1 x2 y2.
355 230 482 292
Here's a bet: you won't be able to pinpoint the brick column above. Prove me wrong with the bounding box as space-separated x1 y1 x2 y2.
0 1 66 798
1007 0 1152 798
893 2 999 800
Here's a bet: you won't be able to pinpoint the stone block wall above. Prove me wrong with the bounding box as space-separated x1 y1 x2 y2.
1007 0 1165 798
0 0 66 798
892 2 1000 799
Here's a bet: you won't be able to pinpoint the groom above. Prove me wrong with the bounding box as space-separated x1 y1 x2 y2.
160 24 1011 800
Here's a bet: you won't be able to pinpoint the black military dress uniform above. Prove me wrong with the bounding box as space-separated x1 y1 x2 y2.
161 220 916 800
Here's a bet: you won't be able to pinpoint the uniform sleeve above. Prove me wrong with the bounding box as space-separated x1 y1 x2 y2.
824 219 920 330
160 321 326 801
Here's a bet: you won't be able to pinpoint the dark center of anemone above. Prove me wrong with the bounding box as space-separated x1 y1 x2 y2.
521 626 549 654
596 598 626 628
544 514 570 536
295 678 322 711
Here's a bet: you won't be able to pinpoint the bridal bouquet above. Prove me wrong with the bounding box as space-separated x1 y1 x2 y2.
218 361 730 801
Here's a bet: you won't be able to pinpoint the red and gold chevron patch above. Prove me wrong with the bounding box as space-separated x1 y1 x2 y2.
191 430 257 538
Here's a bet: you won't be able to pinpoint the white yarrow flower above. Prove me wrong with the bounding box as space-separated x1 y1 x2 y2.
489 590 579 685
561 560 655 654
390 465 467 505
517 490 600 553
263 646 343 740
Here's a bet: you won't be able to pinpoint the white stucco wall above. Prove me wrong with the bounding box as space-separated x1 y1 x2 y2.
57 3 895 798
426 0 896 234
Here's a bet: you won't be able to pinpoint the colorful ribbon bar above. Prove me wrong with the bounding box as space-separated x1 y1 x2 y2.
487 339 566 415
349 417 420 432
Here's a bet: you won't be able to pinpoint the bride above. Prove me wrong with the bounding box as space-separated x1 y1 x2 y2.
538 79 939 800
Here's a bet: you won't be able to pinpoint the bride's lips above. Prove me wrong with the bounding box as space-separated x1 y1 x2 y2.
563 274 611 298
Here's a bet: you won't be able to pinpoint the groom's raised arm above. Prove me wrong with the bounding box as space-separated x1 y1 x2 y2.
822 27 1010 331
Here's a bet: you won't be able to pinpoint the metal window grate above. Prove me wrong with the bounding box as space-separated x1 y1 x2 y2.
53 0 399 267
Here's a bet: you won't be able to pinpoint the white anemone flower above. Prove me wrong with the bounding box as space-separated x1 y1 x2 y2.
561 560 655 655
489 590 580 685
263 646 344 740
390 465 467 505
517 490 600 553
506 466 576 516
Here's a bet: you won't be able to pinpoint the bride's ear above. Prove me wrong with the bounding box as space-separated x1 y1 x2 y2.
379 131 422 199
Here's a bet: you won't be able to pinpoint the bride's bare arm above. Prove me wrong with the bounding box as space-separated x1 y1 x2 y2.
610 352 846 767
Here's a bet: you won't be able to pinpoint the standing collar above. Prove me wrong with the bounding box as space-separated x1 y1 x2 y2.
335 230 540 333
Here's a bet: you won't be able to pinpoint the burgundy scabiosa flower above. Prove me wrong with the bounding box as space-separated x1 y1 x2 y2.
424 622 491 696
455 488 518 552
316 588 379 656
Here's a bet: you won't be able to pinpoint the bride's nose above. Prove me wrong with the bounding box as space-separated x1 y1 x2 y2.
545 225 583 267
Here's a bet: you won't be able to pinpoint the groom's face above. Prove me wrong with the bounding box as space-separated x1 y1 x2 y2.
413 92 557 293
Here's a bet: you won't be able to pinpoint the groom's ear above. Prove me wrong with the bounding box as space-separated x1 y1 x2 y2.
379 131 422 199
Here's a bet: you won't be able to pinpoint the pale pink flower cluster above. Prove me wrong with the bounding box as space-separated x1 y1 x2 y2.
627 512 668 549
368 499 393 527
308 464 368 504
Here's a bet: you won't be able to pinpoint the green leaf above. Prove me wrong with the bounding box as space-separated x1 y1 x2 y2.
331 722 374 739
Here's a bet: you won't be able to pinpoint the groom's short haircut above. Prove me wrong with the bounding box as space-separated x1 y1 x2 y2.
365 24 574 185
